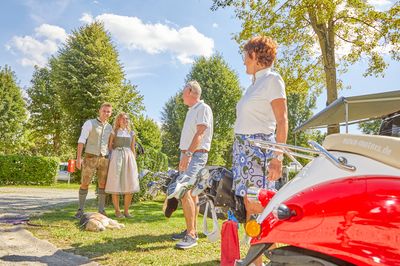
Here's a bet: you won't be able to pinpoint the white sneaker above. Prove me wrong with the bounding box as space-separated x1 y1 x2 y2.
167 174 195 199
191 168 210 196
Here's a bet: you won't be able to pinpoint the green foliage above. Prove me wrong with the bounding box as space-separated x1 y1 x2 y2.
132 169 159 203
161 94 186 167
161 54 242 167
359 119 382 135
284 91 324 165
27 66 69 157
136 147 168 173
134 115 162 151
51 22 144 148
0 65 27 154
0 155 59 185
212 0 400 134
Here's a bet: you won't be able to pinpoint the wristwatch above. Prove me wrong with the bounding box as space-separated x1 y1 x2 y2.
184 150 193 157
271 153 284 162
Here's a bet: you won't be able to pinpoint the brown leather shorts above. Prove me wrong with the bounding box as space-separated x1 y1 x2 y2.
81 154 109 186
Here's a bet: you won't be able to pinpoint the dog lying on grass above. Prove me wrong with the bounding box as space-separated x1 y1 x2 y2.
79 212 125 232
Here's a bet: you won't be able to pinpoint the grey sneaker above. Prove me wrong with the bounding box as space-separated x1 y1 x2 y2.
172 229 187 240
74 209 84 219
176 234 198 249
172 230 199 241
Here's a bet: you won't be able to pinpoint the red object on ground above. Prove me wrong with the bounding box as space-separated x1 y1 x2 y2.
67 159 75 173
221 220 240 266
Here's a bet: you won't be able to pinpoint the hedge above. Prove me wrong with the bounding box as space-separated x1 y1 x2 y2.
0 155 59 185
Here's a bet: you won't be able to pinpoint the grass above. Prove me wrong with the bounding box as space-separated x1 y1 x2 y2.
28 198 255 266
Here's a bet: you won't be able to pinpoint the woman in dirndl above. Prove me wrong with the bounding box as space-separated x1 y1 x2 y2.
233 33 288 245
105 112 139 218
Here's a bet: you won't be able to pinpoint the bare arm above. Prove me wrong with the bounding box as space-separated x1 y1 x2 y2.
108 133 115 152
76 120 92 169
130 134 136 158
187 124 207 153
76 143 84 170
179 124 207 172
268 98 288 181
272 98 288 146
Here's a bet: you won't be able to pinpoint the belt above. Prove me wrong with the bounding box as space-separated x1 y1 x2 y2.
85 153 108 158
181 149 208 153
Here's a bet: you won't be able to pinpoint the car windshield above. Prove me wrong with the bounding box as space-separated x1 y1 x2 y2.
59 164 68 171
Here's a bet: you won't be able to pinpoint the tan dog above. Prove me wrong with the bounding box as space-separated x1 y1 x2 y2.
79 212 125 232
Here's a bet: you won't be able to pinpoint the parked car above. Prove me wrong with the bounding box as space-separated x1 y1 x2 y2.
56 162 71 183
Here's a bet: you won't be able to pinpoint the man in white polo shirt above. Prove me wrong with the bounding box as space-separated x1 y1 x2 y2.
167 80 213 249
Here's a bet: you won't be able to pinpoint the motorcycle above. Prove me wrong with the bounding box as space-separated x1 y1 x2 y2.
235 133 400 266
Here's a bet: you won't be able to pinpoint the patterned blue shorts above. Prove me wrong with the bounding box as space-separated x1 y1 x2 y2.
232 133 276 196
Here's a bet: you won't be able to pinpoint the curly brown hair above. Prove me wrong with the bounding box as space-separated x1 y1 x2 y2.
243 36 278 68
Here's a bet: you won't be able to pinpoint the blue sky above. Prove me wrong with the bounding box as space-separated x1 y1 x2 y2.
1 0 399 132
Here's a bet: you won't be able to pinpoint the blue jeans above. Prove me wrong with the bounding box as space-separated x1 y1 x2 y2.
179 152 208 181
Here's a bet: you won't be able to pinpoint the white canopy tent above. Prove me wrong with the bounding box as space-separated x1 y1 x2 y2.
294 90 400 133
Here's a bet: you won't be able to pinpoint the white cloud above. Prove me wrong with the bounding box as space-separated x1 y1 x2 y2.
8 24 67 67
81 13 214 64
35 24 68 42
212 23 219 28
80 13 94 24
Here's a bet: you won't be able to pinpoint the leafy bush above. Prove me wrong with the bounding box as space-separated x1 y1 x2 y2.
136 146 168 173
0 155 59 185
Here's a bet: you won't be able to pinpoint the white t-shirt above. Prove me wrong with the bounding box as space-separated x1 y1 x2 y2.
234 68 286 135
179 100 213 151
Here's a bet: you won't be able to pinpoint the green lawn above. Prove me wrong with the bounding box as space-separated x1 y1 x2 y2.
28 198 255 265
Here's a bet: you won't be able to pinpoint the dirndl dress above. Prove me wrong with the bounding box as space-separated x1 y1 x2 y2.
105 130 139 194
232 133 276 197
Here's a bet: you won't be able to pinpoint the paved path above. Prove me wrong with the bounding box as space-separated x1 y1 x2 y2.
0 187 97 266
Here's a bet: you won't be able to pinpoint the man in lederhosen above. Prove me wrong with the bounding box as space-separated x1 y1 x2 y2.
74 102 113 218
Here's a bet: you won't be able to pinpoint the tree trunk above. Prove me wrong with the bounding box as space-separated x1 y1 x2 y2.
308 10 339 135
325 19 339 135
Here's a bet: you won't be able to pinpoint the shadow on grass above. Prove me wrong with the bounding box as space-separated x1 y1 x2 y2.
35 199 184 225
0 250 91 266
64 233 176 258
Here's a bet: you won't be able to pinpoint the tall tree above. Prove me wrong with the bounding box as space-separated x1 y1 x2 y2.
161 93 189 166
161 54 242 167
51 22 144 147
212 0 400 134
134 115 162 151
27 66 67 156
0 65 27 154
